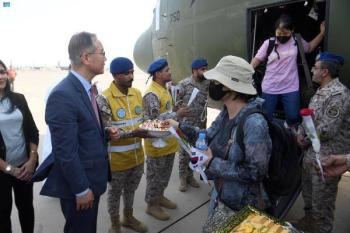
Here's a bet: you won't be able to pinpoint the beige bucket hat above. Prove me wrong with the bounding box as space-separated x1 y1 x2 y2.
204 55 257 95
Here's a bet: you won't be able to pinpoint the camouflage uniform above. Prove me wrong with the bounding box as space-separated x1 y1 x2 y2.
144 155 175 203
142 92 176 121
143 91 177 203
108 164 144 216
302 78 350 233
176 77 209 179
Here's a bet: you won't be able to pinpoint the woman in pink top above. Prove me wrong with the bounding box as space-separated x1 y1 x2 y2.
251 14 325 128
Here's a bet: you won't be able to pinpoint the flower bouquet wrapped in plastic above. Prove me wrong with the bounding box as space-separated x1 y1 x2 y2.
300 108 324 181
168 127 209 183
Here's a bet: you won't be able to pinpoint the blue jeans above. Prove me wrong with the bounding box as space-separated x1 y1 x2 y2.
208 187 219 218
262 91 300 127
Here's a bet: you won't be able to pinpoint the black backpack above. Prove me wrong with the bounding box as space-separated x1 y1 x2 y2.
235 108 302 197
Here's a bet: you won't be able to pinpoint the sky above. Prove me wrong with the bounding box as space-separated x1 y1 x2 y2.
0 0 157 67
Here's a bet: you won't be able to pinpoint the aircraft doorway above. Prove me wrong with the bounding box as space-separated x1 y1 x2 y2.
247 1 328 218
247 0 328 112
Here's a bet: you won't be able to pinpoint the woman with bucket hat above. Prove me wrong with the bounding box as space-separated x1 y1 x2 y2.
167 55 272 232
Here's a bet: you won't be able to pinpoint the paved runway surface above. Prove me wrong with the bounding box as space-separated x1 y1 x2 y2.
10 69 350 233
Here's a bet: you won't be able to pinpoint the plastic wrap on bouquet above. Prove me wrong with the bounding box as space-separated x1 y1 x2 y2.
171 85 179 104
168 127 208 183
300 108 324 181
169 127 191 154
187 87 199 106
189 147 209 183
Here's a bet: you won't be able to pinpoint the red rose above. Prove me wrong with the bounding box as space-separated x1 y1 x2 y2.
300 108 314 116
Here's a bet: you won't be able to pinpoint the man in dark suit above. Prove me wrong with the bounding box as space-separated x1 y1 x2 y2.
41 32 119 233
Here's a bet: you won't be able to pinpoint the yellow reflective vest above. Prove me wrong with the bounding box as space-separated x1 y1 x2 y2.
143 81 179 157
103 82 144 171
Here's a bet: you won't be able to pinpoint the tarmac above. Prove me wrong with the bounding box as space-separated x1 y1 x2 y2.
9 69 350 233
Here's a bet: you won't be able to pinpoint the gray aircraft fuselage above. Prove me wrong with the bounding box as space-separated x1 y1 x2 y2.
134 0 349 86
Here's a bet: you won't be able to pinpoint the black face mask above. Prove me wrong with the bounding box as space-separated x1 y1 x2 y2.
209 82 229 101
276 35 291 44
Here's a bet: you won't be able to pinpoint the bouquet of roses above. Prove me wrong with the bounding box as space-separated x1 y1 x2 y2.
168 127 208 183
300 108 324 181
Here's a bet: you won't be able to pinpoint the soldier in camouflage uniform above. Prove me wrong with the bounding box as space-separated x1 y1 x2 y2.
176 59 209 192
143 58 191 221
296 52 350 233
321 154 350 177
97 57 149 233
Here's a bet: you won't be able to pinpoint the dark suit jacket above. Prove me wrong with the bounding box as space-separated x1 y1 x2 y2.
41 72 109 199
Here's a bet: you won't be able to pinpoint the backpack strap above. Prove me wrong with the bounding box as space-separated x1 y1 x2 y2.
294 33 313 89
236 108 269 154
265 38 275 62
235 108 269 210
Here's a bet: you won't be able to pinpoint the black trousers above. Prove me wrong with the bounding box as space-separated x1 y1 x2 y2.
0 172 34 233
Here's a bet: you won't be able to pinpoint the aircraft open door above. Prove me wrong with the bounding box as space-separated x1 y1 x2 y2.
247 0 328 219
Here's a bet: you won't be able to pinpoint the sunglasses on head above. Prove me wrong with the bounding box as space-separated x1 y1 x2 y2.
0 69 7 75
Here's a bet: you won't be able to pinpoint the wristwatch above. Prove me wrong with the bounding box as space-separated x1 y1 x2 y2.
5 164 12 173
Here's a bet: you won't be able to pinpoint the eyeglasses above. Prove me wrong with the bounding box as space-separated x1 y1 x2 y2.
88 51 106 57
0 69 7 75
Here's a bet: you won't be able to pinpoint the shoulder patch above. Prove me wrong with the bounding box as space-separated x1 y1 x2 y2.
326 106 340 118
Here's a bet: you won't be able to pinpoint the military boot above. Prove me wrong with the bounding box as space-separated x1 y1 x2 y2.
122 208 148 233
160 195 177 209
291 214 315 233
146 200 170 221
178 177 188 192
187 175 200 188
109 215 121 233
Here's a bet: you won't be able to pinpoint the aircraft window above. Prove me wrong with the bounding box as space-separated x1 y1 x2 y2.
155 0 160 31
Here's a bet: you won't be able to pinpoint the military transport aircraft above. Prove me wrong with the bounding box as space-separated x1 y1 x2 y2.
134 0 348 86
133 0 349 220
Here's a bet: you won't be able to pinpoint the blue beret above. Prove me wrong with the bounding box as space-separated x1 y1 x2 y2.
147 58 168 75
191 59 208 69
110 57 133 74
317 52 344 65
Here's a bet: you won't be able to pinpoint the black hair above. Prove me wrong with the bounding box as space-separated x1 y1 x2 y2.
0 59 7 71
0 59 15 113
273 15 295 60
274 14 295 31
233 92 257 103
320 61 342 78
